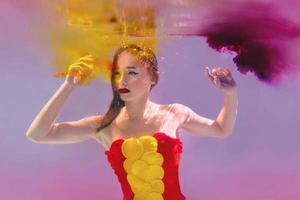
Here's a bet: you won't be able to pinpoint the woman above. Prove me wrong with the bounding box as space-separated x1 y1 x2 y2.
26 44 238 200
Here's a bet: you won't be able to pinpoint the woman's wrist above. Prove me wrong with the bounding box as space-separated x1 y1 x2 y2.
62 81 77 91
224 88 238 99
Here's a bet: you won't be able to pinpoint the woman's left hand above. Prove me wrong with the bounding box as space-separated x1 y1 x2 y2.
205 67 237 95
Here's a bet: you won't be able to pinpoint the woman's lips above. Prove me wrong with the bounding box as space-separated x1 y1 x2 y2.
118 88 130 93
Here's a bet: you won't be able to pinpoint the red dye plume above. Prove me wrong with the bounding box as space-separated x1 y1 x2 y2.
169 2 300 84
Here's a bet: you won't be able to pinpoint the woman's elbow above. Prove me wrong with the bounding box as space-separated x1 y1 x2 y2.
214 122 233 139
218 128 234 139
26 135 40 143
26 131 45 143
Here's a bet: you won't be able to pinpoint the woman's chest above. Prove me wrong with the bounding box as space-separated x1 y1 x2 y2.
110 118 164 138
96 112 181 150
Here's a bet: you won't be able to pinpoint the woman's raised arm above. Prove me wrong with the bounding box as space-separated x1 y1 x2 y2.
176 67 238 139
27 114 102 144
176 92 238 139
26 55 101 144
26 81 76 141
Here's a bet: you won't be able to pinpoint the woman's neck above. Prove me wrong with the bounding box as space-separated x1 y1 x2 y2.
121 97 155 121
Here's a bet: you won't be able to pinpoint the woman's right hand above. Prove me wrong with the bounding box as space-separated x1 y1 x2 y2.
63 54 96 87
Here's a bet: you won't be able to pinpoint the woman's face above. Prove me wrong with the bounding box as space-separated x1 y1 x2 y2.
113 50 154 101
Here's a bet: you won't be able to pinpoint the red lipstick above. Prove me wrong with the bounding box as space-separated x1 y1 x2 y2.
118 88 130 93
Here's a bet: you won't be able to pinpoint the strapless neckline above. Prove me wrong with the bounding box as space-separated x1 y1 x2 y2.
105 132 180 154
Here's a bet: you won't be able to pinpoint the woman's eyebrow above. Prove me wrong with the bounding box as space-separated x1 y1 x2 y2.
126 66 137 70
115 66 136 71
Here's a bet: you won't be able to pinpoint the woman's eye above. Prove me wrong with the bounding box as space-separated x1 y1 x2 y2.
128 71 138 75
114 72 120 75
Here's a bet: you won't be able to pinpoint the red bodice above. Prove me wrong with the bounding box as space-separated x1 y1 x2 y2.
105 132 186 200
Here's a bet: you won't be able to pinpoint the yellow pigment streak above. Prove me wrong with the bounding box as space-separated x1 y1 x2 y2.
47 0 158 85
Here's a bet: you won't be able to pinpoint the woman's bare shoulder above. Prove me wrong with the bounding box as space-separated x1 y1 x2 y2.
165 103 189 112
154 102 188 114
155 102 175 109
167 103 192 119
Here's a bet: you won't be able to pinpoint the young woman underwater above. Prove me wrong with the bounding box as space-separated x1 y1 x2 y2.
26 44 238 200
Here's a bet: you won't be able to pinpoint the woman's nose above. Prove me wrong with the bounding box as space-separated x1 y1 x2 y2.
120 79 128 87
116 73 128 87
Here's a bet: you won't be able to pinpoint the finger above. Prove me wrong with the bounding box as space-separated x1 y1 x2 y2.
207 70 218 86
79 58 94 64
68 65 80 74
205 67 214 82
205 67 212 75
79 54 94 59
214 76 221 87
220 68 230 75
75 67 93 80
220 70 233 80
218 70 229 77
79 55 95 63
213 68 224 75
212 68 222 78
207 72 214 83
76 61 93 69
68 66 89 78
68 64 93 78
214 68 230 78
213 67 228 73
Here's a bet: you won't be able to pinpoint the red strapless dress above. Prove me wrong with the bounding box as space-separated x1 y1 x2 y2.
105 132 186 200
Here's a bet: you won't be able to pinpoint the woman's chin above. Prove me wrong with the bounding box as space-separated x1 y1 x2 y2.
119 91 148 102
119 93 133 101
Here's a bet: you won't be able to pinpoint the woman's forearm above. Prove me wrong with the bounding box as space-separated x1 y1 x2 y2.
26 82 76 140
215 91 238 137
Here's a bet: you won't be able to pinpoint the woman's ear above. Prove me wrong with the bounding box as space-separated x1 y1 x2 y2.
150 76 156 84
